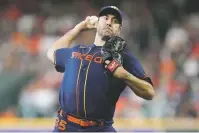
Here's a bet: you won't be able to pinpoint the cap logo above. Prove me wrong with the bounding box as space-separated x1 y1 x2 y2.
110 6 119 11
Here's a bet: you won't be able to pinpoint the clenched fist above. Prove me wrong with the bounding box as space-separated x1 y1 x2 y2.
77 16 98 31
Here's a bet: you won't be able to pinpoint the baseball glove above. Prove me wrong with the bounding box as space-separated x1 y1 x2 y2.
101 36 127 74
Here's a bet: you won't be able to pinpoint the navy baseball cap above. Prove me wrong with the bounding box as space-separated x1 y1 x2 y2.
99 6 123 24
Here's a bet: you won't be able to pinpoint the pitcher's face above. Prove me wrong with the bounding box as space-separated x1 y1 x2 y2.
96 14 121 39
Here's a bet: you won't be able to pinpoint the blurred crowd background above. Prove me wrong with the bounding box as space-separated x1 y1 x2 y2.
0 0 199 122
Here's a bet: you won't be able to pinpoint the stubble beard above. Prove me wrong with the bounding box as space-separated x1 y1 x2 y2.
97 28 114 41
101 31 113 41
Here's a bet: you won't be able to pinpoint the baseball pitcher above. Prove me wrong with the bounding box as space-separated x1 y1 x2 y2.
47 6 155 132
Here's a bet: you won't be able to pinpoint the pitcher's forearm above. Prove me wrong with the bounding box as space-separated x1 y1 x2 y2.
47 16 97 63
124 72 155 100
47 23 84 63
51 23 84 50
116 67 155 100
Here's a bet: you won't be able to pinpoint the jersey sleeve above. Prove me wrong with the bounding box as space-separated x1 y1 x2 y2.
123 50 153 86
54 48 72 73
